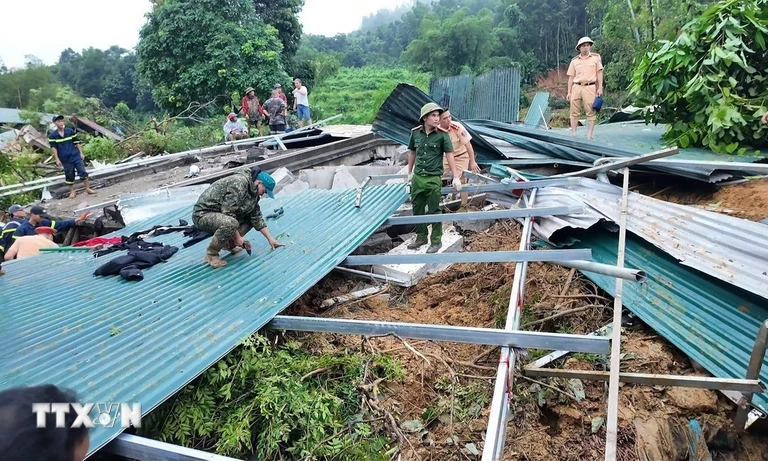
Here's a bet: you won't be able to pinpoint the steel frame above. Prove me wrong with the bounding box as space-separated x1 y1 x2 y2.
100 151 768 461
267 316 610 354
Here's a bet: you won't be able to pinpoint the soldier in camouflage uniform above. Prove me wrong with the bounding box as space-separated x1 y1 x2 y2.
192 166 283 268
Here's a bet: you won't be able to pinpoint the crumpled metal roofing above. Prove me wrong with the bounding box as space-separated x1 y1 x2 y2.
0 185 408 457
468 119 768 183
372 83 506 160
564 230 768 415
372 84 768 182
561 178 768 300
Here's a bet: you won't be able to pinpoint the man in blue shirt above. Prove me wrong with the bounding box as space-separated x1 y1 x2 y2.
11 205 89 241
49 115 96 199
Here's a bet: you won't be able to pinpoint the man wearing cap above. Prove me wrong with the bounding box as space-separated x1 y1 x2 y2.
566 37 604 140
49 115 96 199
406 102 462 254
0 205 27 261
241 88 266 136
439 109 480 212
11 205 88 240
4 226 58 261
192 167 284 268
274 84 288 105
223 113 249 141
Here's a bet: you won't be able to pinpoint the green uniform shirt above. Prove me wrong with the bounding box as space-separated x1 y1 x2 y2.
408 126 454 176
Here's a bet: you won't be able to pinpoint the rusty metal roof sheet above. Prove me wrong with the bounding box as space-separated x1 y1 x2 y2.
0 185 408 457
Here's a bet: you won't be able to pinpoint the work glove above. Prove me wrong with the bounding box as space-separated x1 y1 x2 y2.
452 177 462 192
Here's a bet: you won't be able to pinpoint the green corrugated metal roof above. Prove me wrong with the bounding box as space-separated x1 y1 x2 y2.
0 185 408 457
563 230 768 414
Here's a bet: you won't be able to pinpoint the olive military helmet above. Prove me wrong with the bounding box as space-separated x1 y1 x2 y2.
419 102 444 122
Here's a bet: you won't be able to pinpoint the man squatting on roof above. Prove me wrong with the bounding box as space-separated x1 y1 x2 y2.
192 166 283 269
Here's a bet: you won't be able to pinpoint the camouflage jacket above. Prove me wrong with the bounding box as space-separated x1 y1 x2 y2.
192 168 266 230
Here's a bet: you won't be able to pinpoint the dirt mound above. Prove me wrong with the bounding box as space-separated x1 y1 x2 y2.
286 223 768 460
536 65 570 100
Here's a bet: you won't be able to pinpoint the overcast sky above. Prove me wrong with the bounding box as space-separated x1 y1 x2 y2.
0 0 412 70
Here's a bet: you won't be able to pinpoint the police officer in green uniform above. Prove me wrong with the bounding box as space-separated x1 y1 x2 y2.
406 103 463 254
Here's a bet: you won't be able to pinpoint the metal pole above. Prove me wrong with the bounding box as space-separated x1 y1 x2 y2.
735 319 768 430
382 206 584 226
605 168 630 461
558 147 680 178
524 368 765 393
482 188 538 461
555 260 647 283
342 249 592 266
440 177 580 195
267 316 610 353
354 176 372 208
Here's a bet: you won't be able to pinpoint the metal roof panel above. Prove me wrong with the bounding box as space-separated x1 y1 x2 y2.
0 185 408 457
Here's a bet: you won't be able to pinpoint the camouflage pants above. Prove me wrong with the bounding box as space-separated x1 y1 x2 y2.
192 212 252 250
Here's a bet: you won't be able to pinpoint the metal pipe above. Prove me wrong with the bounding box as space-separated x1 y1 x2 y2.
267 317 610 354
558 147 680 178
441 177 580 196
332 266 410 286
342 249 592 266
382 206 584 226
354 176 373 208
367 174 409 181
556 260 647 283
605 167 630 461
735 320 768 430
524 369 765 393
483 187 538 461
106 433 242 461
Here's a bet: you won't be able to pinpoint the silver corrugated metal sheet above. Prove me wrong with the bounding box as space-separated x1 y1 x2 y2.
0 185 408 457
562 178 768 300
428 67 521 123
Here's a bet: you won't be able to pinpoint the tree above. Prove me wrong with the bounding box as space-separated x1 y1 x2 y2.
629 0 768 153
253 0 304 59
137 0 288 111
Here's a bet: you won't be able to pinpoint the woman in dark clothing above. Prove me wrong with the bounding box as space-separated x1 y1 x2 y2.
0 384 90 461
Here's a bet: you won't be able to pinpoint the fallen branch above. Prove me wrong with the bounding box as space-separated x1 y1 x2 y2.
517 374 581 403
523 305 608 328
300 367 331 382
546 294 610 302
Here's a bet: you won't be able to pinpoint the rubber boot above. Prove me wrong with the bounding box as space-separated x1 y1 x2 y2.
204 236 227 268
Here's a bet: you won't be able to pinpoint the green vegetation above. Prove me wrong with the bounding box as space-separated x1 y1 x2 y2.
141 334 403 460
629 0 768 153
310 67 430 124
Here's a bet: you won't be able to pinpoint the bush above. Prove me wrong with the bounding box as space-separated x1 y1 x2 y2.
629 0 768 154
141 334 401 460
82 136 125 163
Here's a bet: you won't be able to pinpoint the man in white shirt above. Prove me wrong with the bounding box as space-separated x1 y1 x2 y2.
223 113 248 141
292 78 312 127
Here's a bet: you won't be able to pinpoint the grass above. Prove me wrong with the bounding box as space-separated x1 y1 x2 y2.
309 66 431 125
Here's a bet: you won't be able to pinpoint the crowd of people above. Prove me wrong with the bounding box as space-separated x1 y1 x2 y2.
224 78 312 141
